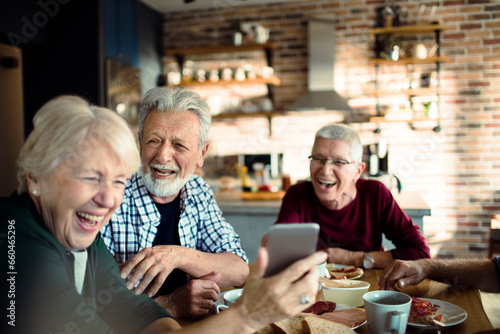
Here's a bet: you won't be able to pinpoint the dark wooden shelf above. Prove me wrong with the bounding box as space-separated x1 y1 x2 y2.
369 24 445 37
165 43 280 136
175 76 281 87
166 43 278 56
370 56 448 66
370 116 440 123
370 88 448 97
212 111 283 120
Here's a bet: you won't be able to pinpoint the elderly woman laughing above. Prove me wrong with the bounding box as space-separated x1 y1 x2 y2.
0 96 173 333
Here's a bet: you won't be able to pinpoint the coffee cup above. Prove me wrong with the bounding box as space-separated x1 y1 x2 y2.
216 288 243 313
316 261 327 277
363 290 411 334
316 261 327 291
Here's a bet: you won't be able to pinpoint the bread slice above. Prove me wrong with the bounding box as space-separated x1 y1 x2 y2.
253 324 275 334
301 315 356 334
270 313 310 334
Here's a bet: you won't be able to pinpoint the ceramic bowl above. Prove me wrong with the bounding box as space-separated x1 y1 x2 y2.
322 279 370 307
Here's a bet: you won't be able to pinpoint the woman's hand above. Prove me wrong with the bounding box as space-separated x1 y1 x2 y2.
233 248 328 332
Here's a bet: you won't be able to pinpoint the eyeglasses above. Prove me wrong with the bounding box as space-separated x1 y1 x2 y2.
308 155 357 168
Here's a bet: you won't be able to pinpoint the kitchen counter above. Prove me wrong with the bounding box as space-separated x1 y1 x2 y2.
214 189 431 216
215 189 431 262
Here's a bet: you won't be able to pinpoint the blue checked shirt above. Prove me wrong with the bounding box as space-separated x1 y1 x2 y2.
101 172 248 264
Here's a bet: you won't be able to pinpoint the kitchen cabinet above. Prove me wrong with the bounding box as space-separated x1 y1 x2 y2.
165 43 281 134
368 24 447 131
104 0 139 66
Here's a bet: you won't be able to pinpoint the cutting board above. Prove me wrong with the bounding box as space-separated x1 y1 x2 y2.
240 191 285 201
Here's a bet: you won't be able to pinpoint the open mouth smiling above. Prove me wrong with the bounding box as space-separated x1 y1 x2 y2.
153 167 177 177
76 212 104 227
318 179 337 188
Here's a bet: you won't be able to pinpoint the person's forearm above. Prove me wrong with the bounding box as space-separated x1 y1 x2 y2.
166 305 258 334
178 249 249 287
331 249 393 269
141 318 181 334
426 258 500 293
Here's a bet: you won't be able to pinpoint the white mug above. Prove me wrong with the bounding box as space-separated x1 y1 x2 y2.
316 261 327 291
216 288 243 313
363 290 411 334
414 43 427 59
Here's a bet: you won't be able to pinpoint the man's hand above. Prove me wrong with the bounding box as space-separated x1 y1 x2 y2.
120 245 184 297
155 273 221 318
378 259 427 291
325 247 362 267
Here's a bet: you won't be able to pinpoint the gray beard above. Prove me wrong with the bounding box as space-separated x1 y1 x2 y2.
141 167 190 198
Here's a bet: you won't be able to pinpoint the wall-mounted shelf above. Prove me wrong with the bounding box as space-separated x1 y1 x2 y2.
166 42 277 57
369 56 448 66
369 88 448 97
369 116 441 132
164 42 280 136
369 24 446 132
369 24 446 37
176 76 280 87
370 116 440 123
212 111 283 120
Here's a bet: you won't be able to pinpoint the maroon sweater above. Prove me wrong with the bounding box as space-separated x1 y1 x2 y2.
276 179 430 260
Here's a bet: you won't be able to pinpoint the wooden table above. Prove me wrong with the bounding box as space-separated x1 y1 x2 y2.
178 268 494 333
350 269 493 333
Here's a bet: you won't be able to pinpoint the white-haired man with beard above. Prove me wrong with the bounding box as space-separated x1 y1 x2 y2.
101 87 249 318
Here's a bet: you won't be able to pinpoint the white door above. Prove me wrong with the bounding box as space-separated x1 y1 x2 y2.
0 43 24 196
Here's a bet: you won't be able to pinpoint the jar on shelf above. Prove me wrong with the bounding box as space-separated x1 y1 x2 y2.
182 60 194 83
165 61 181 85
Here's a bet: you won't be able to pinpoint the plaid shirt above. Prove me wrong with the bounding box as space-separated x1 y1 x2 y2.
101 172 248 264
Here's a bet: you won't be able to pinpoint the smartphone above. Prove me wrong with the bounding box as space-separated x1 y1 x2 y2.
264 223 320 277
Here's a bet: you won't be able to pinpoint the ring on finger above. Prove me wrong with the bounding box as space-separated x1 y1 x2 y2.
300 295 310 305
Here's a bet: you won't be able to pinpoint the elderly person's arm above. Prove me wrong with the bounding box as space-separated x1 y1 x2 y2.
119 188 249 318
123 247 248 317
142 248 328 334
378 258 500 293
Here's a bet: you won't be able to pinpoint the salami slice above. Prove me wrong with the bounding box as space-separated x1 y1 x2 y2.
302 301 336 315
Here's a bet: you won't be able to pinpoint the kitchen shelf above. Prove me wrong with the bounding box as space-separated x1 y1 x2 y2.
212 111 283 120
370 88 448 97
369 56 448 66
369 24 446 37
370 116 440 123
165 42 280 136
166 43 278 56
370 116 441 132
369 24 445 132
176 76 281 87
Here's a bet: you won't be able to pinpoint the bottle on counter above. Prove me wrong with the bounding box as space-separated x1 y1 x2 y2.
281 174 291 192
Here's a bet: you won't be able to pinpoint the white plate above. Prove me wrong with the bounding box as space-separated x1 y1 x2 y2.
407 298 467 329
352 320 367 330
326 263 363 280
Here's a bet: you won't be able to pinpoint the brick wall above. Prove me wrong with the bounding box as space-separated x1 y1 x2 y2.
163 1 500 259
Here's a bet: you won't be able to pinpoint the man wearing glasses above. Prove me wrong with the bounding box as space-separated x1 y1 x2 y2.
274 124 430 269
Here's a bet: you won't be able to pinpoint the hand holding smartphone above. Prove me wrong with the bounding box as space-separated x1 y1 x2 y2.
264 223 320 277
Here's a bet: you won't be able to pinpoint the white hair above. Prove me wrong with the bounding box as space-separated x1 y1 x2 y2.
315 124 363 162
17 95 140 193
138 86 211 148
